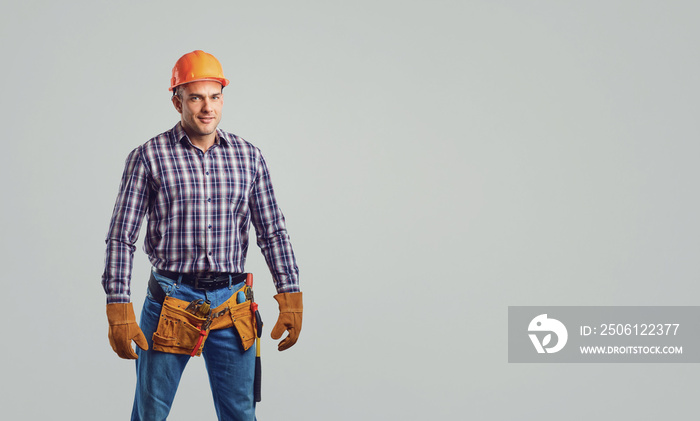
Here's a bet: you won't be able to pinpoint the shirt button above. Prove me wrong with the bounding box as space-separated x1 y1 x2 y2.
208 252 212 256
208 224 212 229
207 198 212 202
206 171 209 175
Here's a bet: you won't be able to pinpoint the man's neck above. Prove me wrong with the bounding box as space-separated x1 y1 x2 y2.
181 124 216 153
190 136 216 153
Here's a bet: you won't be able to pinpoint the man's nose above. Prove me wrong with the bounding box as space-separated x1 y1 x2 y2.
202 98 213 112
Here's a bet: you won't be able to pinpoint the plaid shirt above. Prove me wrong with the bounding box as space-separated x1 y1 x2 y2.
102 123 299 304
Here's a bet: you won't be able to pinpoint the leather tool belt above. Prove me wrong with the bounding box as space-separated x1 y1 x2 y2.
148 272 256 356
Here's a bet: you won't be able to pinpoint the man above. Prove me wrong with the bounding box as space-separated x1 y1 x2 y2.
102 50 303 421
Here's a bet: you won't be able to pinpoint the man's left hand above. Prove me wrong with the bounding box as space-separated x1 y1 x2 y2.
270 292 303 351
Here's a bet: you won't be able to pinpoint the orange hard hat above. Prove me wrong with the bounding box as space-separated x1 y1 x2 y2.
169 50 230 91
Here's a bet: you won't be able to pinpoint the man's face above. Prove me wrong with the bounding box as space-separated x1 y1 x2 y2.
172 80 224 139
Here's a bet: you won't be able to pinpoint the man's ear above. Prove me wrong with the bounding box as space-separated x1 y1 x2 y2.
171 94 183 113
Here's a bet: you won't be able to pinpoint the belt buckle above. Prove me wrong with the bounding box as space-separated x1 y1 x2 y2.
192 273 217 290
192 274 208 290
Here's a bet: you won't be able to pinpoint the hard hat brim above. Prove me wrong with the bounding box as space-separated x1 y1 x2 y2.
169 77 230 92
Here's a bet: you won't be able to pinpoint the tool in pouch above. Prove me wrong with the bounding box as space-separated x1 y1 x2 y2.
245 273 264 403
148 272 259 358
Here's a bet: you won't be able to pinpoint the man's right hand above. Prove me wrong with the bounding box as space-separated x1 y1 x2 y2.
106 303 149 359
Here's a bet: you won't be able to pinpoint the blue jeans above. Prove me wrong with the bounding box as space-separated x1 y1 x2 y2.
131 270 256 421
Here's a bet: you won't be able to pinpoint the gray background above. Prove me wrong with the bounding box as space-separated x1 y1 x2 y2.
1 1 698 419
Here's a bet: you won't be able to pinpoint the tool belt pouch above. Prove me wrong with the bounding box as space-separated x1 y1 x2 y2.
152 296 210 357
210 297 256 351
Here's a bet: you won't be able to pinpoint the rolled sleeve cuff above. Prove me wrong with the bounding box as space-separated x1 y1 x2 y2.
275 282 301 294
106 293 131 305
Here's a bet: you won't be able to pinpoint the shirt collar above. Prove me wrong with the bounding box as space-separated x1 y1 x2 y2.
170 123 230 146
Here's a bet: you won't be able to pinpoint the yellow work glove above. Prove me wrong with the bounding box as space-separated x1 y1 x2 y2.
270 292 303 351
106 303 149 359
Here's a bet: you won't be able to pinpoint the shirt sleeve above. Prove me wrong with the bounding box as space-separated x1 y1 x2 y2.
249 151 300 293
101 147 151 304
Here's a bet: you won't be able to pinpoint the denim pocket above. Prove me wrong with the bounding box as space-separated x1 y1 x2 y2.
152 272 177 295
